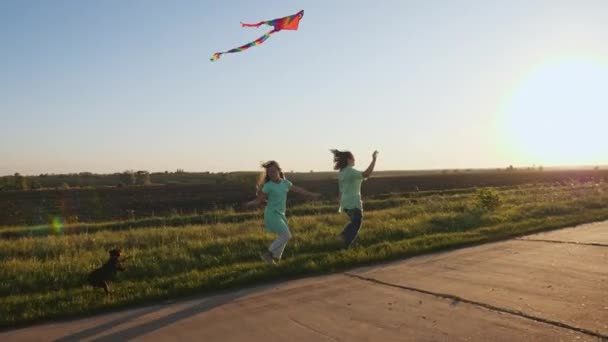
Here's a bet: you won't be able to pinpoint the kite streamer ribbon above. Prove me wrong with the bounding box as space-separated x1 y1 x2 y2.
211 10 303 61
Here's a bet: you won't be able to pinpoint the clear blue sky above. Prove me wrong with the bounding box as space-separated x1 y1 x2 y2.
2 0 608 175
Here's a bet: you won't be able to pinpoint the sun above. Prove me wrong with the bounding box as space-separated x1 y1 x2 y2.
502 56 608 166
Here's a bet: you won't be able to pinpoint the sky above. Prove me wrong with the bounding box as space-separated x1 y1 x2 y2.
2 0 608 176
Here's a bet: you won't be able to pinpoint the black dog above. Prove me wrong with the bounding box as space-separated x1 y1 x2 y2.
88 248 127 295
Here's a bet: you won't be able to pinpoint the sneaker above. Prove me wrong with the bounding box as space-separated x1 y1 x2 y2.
260 251 276 265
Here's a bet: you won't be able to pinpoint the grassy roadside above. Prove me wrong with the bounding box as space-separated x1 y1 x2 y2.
0 184 569 238
1 182 607 329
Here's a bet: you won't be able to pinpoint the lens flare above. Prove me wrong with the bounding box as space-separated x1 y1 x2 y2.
51 217 64 234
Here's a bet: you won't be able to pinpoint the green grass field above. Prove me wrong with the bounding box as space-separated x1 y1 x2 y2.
2 182 608 329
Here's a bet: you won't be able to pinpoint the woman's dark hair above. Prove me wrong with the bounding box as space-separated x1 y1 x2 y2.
256 160 285 191
330 149 354 171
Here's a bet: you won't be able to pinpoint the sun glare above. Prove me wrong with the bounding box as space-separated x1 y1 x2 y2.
503 57 608 166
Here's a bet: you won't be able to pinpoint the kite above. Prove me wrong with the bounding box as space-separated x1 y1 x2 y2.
210 10 304 61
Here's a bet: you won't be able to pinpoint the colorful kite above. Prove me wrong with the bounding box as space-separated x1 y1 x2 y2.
210 10 304 61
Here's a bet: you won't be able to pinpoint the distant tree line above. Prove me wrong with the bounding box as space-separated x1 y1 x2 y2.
0 170 261 191
117 171 151 187
0 171 153 191
1 166 604 192
0 173 36 191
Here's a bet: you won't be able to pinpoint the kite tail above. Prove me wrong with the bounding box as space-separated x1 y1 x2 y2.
210 29 277 61
240 21 266 28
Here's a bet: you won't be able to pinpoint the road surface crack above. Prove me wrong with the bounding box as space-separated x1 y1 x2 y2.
287 314 339 341
516 238 608 248
344 272 608 340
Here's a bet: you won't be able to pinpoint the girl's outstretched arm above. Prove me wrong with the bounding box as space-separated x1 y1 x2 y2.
244 190 267 207
362 150 379 178
291 185 321 199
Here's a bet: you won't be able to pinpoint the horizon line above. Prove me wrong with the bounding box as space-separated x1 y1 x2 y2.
3 164 607 178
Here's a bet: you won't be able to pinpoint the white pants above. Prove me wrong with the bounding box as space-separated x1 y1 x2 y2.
268 229 292 260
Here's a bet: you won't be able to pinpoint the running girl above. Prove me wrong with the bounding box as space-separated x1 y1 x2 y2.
330 150 378 249
245 160 320 265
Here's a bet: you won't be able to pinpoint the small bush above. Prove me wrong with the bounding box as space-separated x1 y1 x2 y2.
476 188 501 211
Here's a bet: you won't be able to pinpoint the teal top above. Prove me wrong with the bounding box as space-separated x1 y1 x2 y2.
262 178 292 214
338 166 364 211
261 179 293 232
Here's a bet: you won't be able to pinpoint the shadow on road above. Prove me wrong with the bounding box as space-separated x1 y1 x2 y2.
52 286 268 342
52 306 162 342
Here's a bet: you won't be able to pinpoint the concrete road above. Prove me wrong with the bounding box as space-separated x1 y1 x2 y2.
3 221 607 341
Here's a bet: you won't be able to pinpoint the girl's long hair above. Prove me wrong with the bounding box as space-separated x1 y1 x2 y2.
256 160 285 192
330 149 353 171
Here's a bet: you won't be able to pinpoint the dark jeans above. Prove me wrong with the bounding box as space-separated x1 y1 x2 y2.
341 208 362 248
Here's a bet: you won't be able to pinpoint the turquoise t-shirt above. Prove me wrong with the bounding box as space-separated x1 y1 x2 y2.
338 166 364 211
262 178 292 214
262 179 293 232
